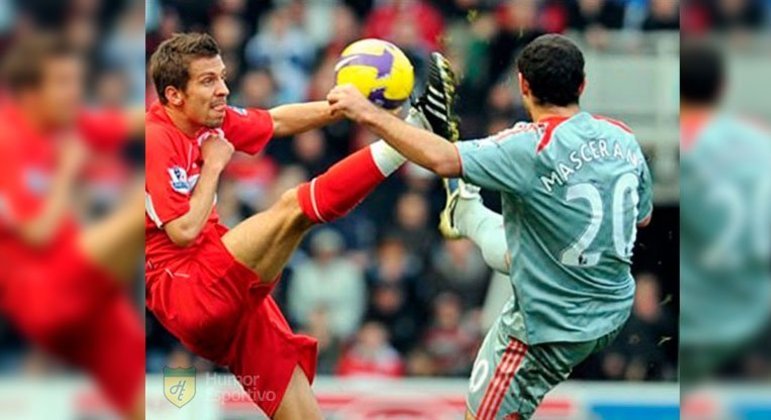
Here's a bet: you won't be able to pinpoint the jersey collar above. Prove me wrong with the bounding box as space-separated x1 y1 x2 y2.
148 100 217 144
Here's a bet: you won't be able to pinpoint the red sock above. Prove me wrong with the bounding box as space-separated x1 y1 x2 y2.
297 147 387 223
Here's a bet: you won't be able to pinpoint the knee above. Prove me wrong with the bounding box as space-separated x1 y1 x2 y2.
276 187 300 212
273 187 313 229
482 247 510 274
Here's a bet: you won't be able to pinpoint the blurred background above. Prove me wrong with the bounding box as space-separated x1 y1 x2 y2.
680 1 771 419
0 0 144 418
145 0 679 419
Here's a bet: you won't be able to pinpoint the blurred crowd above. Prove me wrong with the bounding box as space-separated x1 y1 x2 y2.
145 0 679 382
683 0 771 34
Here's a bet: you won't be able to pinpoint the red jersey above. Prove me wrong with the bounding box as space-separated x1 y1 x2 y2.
0 104 130 279
144 101 274 274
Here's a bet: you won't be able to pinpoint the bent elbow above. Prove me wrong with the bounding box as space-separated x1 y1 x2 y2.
165 226 197 248
432 158 461 178
425 144 462 178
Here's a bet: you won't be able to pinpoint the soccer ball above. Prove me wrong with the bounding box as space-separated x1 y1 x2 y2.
334 39 414 110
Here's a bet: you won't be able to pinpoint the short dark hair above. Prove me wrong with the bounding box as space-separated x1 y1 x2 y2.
149 33 221 104
516 34 585 107
680 40 724 105
1 34 80 93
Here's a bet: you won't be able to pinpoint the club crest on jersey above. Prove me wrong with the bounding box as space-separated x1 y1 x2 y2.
229 105 247 116
168 166 191 193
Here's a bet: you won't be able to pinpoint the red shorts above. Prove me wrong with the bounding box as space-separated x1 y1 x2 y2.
146 234 317 416
0 239 144 413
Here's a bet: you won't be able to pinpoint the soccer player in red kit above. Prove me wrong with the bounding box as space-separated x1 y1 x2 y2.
145 33 458 418
0 36 145 418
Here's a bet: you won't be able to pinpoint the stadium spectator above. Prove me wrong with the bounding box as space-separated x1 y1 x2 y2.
568 0 626 30
219 154 279 217
712 0 765 31
363 0 444 51
486 0 545 94
643 0 681 30
405 347 438 376
245 6 315 103
298 308 343 375
577 272 677 381
210 13 247 84
287 229 366 340
421 293 479 376
337 321 405 377
568 0 626 49
392 192 438 259
429 240 490 308
366 236 425 312
321 4 362 57
366 236 424 353
615 273 677 380
290 129 336 177
365 283 423 353
232 68 276 108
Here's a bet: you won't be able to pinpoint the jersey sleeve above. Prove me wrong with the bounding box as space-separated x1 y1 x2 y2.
77 109 131 152
220 105 274 155
637 155 653 222
456 131 537 195
145 126 190 227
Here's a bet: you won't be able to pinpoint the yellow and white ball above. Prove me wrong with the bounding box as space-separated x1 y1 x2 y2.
334 39 414 109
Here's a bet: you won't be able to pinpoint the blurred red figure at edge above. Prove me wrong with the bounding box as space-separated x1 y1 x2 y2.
0 34 145 419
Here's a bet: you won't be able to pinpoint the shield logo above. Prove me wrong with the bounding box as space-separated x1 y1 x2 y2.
163 366 196 408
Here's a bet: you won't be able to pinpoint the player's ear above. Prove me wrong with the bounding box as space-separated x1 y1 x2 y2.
165 86 183 107
518 73 529 97
578 78 586 95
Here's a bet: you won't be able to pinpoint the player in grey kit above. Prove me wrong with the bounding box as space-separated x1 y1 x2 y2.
328 34 652 419
679 41 771 388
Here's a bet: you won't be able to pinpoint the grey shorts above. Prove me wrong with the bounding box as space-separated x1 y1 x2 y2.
466 313 621 419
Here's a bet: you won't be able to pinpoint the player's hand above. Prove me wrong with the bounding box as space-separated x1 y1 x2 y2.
201 133 234 171
327 84 379 123
58 134 88 178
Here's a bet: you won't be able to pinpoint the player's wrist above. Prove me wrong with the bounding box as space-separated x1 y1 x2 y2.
202 160 227 174
360 105 385 128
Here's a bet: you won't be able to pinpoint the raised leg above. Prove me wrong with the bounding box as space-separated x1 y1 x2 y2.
220 187 314 282
453 188 510 274
221 118 420 281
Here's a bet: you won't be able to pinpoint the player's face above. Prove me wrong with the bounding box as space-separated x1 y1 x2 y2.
37 56 85 128
182 55 230 128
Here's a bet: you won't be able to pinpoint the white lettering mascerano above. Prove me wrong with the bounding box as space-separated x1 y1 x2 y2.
540 139 641 193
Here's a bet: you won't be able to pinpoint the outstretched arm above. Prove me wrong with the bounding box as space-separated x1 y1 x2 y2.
328 85 462 177
269 101 342 137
